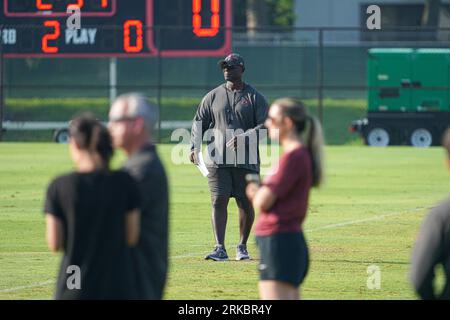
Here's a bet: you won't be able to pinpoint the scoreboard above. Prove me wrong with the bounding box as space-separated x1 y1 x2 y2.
0 0 232 57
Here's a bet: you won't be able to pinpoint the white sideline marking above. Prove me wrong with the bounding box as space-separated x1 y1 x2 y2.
0 280 55 293
171 253 201 259
3 121 192 131
305 207 428 232
171 206 429 259
0 206 428 294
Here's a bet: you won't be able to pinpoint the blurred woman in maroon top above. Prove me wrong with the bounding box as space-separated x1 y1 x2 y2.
246 98 324 300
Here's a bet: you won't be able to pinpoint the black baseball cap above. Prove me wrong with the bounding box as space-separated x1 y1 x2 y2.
218 53 245 69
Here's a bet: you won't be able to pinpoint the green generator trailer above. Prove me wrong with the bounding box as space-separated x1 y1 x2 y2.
350 48 450 147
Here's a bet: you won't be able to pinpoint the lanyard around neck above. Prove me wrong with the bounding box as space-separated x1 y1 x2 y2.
224 86 237 125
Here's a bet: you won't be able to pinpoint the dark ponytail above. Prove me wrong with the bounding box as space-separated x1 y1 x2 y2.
69 114 114 170
272 98 324 187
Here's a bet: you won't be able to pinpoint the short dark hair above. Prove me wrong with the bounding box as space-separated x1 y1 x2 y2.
69 114 114 169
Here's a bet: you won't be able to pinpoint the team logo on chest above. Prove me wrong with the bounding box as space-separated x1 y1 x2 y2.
239 97 251 106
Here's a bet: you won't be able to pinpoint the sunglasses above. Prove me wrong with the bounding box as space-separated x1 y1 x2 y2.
266 115 281 123
222 65 240 70
267 115 290 126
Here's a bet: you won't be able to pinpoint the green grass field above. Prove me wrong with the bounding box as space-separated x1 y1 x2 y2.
1 143 449 300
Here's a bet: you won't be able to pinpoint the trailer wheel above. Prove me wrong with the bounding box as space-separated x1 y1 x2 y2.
54 129 70 144
410 128 433 148
366 127 390 147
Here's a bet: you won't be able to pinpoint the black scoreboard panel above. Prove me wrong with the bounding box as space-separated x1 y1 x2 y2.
0 0 232 57
5 0 115 15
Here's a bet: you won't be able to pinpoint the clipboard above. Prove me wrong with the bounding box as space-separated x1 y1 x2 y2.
195 150 209 178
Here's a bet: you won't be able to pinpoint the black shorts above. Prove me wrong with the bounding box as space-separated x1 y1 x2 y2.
207 167 256 200
256 232 309 288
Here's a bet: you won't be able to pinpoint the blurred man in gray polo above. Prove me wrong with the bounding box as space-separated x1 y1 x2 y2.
108 93 169 299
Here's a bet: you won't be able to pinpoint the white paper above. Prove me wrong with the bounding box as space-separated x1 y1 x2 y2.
195 151 209 177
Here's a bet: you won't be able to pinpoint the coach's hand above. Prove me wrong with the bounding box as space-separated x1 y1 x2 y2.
246 183 259 202
189 151 198 165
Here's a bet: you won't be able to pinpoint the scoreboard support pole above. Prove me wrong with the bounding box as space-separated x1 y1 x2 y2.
156 26 162 143
109 57 117 105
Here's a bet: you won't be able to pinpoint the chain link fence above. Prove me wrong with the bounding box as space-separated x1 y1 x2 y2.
1 26 450 144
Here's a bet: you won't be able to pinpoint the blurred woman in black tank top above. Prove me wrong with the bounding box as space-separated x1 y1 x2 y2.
44 115 141 299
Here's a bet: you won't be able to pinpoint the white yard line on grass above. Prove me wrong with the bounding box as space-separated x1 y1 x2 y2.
305 206 428 233
171 252 201 259
0 280 55 293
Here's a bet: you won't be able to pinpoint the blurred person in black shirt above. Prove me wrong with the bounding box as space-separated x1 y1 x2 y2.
44 115 141 300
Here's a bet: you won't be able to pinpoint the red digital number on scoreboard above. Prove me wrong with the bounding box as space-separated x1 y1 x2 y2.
123 20 144 53
4 0 116 17
192 0 220 37
41 20 60 53
35 0 109 10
